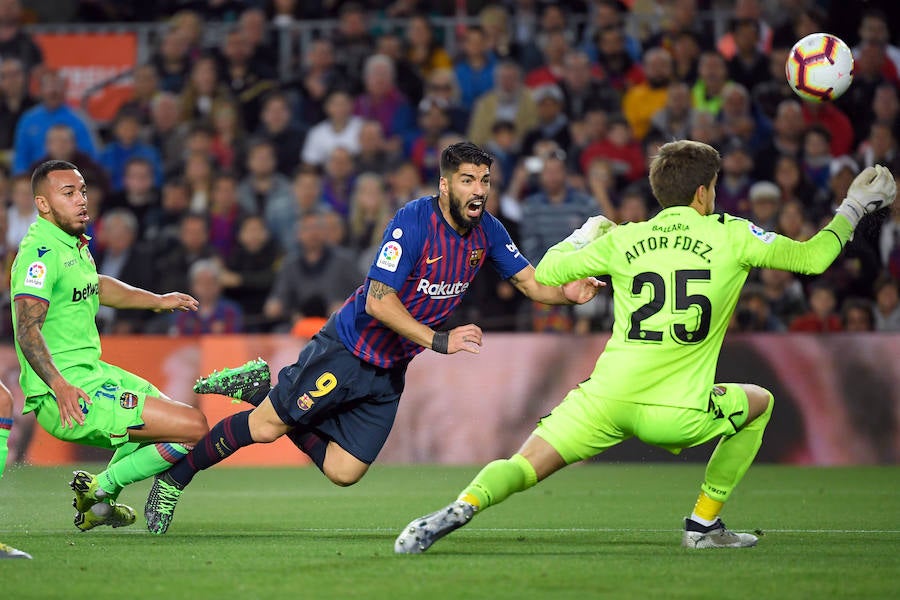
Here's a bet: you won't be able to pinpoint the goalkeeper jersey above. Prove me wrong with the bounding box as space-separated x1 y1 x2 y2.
535 206 854 410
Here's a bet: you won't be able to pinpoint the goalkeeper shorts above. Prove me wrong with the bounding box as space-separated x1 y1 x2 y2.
534 383 750 464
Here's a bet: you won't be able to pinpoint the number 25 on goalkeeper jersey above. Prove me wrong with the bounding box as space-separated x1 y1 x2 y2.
535 206 854 411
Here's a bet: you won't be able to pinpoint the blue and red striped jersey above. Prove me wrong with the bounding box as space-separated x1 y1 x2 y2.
334 195 529 368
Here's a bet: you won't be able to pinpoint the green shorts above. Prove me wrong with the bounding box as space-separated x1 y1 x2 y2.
534 383 750 464
32 362 159 449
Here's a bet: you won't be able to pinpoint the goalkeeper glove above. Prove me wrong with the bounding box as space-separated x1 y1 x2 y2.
836 164 897 227
564 215 616 249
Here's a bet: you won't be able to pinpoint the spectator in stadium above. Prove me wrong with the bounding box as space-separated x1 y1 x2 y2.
171 259 243 335
144 177 190 250
852 9 900 81
734 282 786 332
454 26 497 111
774 154 817 208
209 99 245 173
153 211 220 303
238 6 278 69
751 47 794 121
149 27 192 94
752 99 804 182
408 97 452 183
215 26 277 132
12 70 98 175
330 1 376 92
301 88 364 168
726 17 770 93
394 140 896 554
745 180 781 231
99 110 163 193
839 41 889 144
0 0 43 76
622 47 673 141
178 55 235 127
643 0 709 54
478 4 541 73
0 57 34 156
715 0 772 60
31 124 109 199
801 99 853 157
375 31 424 108
346 172 393 260
255 91 305 178
116 63 161 127
717 82 772 153
840 297 876 332
422 68 469 135
356 119 396 177
580 0 642 63
221 214 282 332
776 200 814 242
647 81 694 142
856 121 900 173
715 140 755 217
560 49 620 120
467 61 537 148
869 83 900 143
800 126 833 196
144 142 602 535
237 139 294 249
321 146 357 218
878 198 900 280
789 281 843 332
524 29 571 89
578 115 645 186
262 210 362 330
293 37 344 126
691 51 731 115
593 23 644 93
757 267 807 326
873 274 900 331
93 208 156 334
353 53 413 146
149 92 190 177
103 157 159 227
182 149 215 211
404 13 453 81
5 172 33 252
386 159 424 206
207 173 246 259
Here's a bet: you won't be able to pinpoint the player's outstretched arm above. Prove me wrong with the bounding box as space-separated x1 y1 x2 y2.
98 275 199 312
365 279 482 354
13 297 90 428
507 264 603 305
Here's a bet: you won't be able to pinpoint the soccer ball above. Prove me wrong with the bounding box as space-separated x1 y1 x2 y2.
785 33 854 102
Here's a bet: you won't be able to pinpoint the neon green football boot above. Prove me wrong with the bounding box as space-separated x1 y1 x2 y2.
192 358 271 405
144 475 184 535
74 502 136 532
0 541 31 559
70 470 109 513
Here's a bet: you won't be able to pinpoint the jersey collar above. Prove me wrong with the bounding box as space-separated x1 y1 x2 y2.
35 216 92 249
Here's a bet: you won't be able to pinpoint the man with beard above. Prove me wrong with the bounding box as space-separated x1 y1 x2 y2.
10 161 207 532
622 47 674 141
144 142 603 534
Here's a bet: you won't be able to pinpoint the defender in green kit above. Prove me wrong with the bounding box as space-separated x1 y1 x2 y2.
11 160 208 531
395 140 896 553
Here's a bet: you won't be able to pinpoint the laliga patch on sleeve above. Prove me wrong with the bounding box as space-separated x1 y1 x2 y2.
747 222 776 244
24 261 47 288
376 241 403 272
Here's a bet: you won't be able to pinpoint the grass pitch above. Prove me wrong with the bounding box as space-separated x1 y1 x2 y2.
1 464 898 599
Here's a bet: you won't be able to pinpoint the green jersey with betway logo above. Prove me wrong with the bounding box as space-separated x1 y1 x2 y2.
11 217 101 407
535 207 854 411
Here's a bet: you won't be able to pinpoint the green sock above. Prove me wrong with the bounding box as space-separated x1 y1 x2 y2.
702 392 774 502
0 421 11 479
97 442 191 497
458 454 538 511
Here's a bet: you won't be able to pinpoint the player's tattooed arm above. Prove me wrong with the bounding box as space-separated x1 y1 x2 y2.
13 297 64 387
368 280 398 300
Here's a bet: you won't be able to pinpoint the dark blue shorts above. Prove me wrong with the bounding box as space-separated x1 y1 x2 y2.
268 318 408 464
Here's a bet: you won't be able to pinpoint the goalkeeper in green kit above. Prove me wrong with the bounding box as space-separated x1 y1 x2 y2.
395 140 896 552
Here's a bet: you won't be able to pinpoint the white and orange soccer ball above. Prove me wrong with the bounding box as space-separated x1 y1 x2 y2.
785 33 854 102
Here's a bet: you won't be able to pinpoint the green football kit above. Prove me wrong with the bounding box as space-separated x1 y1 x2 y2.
530 207 852 466
10 218 156 449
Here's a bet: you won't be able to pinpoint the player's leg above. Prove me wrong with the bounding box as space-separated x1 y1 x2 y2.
192 358 271 406
0 382 13 480
684 383 772 548
396 385 623 554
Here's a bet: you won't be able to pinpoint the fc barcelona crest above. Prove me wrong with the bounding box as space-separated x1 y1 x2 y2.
468 248 484 268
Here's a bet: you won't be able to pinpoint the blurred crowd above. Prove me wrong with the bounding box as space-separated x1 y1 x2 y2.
0 0 898 336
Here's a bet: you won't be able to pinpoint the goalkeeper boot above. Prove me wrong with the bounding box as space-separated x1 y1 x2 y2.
74 502 136 532
193 358 271 405
144 474 184 535
682 517 758 549
70 470 108 513
394 500 476 554
0 542 31 559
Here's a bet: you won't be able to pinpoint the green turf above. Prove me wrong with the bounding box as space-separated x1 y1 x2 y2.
1 464 898 599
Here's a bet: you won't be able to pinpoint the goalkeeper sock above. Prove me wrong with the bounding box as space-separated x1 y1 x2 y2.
691 492 724 526
98 442 191 495
0 418 11 479
167 410 254 488
458 454 538 510
701 391 774 503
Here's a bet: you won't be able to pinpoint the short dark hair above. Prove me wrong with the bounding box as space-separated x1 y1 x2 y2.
648 140 720 208
440 141 492 177
31 160 79 196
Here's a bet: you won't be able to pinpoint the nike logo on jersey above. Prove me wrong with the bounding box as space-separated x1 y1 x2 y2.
37 246 50 257
425 255 443 264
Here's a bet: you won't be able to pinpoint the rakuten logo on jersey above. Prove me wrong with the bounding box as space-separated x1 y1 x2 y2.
416 278 470 299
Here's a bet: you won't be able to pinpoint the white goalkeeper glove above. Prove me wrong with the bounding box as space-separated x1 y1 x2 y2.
836 164 897 227
564 215 616 249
